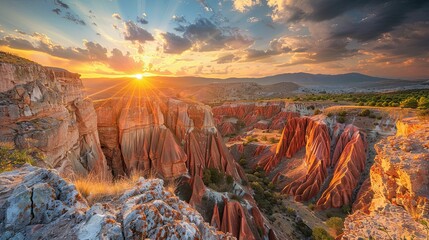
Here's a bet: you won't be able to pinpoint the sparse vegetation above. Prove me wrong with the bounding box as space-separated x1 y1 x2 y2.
326 217 344 235
0 143 36 173
312 227 334 240
337 116 346 123
358 109 371 117
297 89 429 110
0 51 37 65
202 167 234 192
247 168 281 214
74 172 140 205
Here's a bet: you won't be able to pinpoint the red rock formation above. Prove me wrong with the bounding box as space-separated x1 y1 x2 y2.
96 98 187 178
211 203 221 230
270 111 300 130
331 124 360 167
220 121 236 136
220 200 256 240
189 174 206 207
251 207 266 236
316 129 367 209
0 57 110 178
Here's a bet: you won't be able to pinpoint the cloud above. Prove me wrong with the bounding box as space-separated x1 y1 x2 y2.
267 0 429 42
162 18 253 54
123 21 154 44
108 48 143 72
247 17 260 23
160 32 192 54
54 0 69 9
172 15 187 23
112 13 122 20
233 0 261 12
63 12 86 26
329 1 429 41
0 33 143 72
214 54 239 64
137 17 148 24
183 18 253 51
196 0 213 12
52 8 61 15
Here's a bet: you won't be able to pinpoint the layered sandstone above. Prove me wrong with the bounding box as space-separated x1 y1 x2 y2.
342 118 429 239
95 97 241 180
0 57 109 178
0 165 233 239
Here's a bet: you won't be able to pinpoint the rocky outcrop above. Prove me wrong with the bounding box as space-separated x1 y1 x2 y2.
0 165 234 239
239 115 368 209
219 200 256 240
0 58 110 178
212 102 299 131
280 117 331 202
95 97 241 181
342 118 429 239
317 126 367 209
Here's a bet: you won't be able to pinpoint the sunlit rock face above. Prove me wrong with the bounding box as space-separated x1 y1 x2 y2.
343 118 429 239
0 61 110 178
95 97 241 180
224 101 369 210
212 102 302 132
0 165 233 240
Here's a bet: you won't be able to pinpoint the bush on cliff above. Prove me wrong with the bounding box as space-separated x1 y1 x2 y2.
0 143 35 173
312 227 333 240
326 217 344 234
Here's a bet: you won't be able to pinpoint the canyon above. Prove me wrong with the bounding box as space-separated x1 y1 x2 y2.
0 53 428 240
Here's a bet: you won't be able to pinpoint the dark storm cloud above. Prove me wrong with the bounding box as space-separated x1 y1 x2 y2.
162 17 253 54
52 8 61 15
270 0 429 42
137 17 148 25
54 0 69 9
370 21 429 58
183 18 253 51
330 0 429 41
123 21 154 44
161 32 192 54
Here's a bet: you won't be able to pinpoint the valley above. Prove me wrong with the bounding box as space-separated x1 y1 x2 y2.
0 52 428 240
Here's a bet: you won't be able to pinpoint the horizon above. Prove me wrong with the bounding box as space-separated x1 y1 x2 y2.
0 0 428 80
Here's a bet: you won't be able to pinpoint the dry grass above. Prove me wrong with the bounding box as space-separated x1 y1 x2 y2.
73 172 141 205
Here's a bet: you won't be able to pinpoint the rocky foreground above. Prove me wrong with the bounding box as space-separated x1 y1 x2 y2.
0 165 233 240
342 118 429 239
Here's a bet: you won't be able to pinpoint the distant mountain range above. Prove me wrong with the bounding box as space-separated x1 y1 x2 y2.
83 72 428 100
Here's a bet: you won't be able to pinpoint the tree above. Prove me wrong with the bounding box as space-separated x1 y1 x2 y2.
312 227 333 240
418 96 429 109
400 97 418 108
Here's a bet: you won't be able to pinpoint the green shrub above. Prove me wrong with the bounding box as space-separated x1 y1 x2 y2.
400 98 418 108
338 111 347 117
341 204 351 214
337 116 346 123
326 217 344 235
312 227 333 240
358 109 371 117
226 175 234 185
418 96 429 109
269 137 278 144
327 112 333 117
0 144 35 173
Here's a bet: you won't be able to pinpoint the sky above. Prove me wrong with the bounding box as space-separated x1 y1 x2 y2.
0 0 428 79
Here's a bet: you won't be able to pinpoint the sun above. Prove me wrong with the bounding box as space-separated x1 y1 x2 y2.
135 73 143 80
